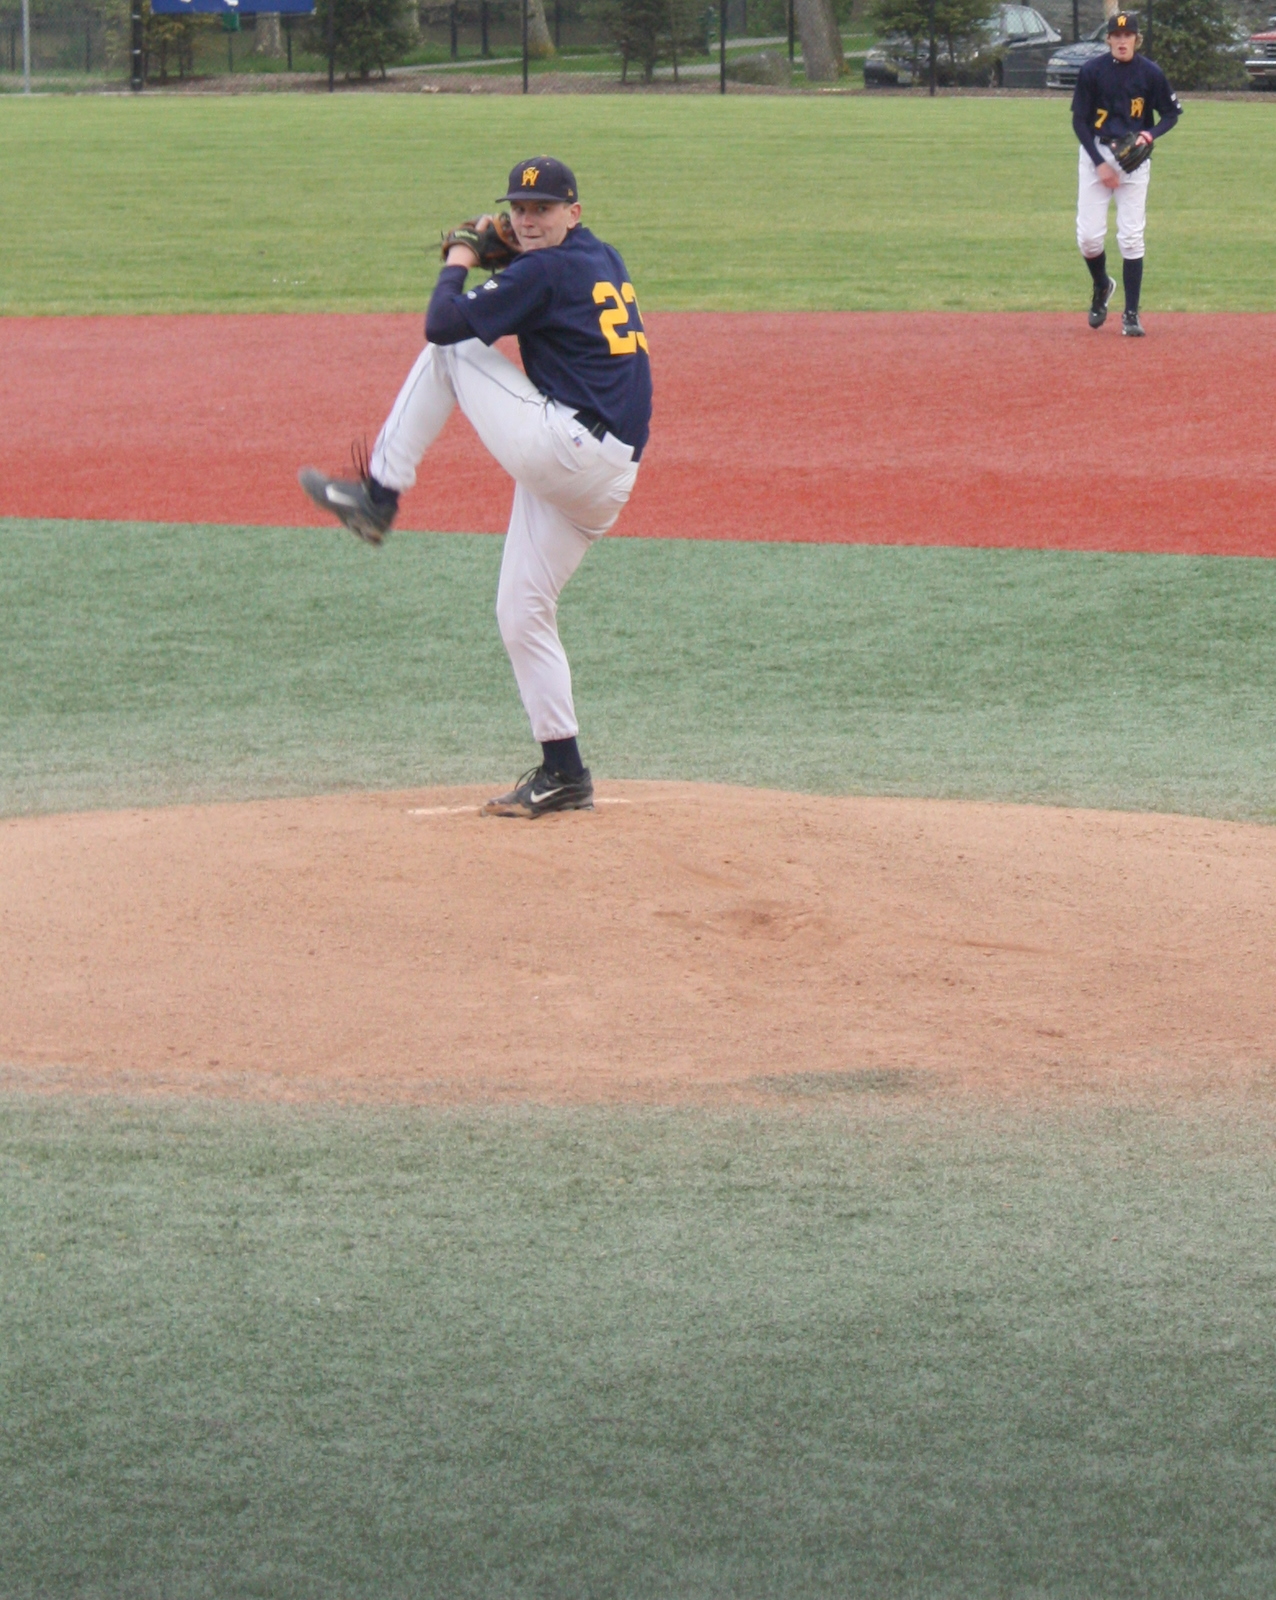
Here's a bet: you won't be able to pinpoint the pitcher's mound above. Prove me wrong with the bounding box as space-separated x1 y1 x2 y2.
3 783 1273 1106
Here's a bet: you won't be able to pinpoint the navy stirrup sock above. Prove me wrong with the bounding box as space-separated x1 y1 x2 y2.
541 737 584 779
1085 251 1108 289
367 476 399 510
1122 257 1143 313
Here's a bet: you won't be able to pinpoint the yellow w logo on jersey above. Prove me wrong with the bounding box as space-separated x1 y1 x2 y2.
1130 96 1145 118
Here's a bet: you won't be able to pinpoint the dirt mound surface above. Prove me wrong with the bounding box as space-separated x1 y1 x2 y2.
3 784 1273 1106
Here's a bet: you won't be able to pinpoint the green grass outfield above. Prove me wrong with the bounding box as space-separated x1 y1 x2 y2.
4 520 1275 821
3 1093 1275 1599
1 94 1274 313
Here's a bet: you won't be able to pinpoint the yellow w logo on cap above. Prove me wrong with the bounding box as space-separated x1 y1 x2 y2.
521 167 540 186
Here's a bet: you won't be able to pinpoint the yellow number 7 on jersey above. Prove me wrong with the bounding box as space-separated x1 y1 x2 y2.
593 281 650 356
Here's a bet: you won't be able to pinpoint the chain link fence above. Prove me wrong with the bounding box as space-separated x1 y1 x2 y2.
0 0 1265 90
0 0 892 91
2 5 112 84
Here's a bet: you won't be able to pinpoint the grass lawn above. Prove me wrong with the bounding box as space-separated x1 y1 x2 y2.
3 520 1274 820
1 94 1272 314
3 1093 1274 1599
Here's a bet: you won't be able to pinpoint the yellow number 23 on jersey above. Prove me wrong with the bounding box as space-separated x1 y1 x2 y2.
594 281 650 356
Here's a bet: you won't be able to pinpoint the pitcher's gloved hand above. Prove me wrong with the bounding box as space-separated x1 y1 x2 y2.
440 213 521 271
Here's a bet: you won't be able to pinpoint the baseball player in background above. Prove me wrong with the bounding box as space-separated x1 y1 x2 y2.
300 156 652 819
1072 12 1180 337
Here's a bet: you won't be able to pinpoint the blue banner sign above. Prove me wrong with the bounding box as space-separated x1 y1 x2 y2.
149 0 315 13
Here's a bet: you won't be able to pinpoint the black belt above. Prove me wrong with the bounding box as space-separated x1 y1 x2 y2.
573 409 609 441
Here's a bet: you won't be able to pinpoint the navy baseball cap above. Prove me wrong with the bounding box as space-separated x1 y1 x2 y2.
1107 11 1139 31
500 156 578 204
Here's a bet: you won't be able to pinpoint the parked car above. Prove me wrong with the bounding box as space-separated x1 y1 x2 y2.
1246 17 1276 87
863 4 1061 88
1045 21 1109 91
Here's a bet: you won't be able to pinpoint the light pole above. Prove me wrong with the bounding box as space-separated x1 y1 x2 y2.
130 0 143 89
21 0 29 93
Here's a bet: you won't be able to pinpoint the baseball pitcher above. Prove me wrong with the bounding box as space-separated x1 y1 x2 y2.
301 156 652 819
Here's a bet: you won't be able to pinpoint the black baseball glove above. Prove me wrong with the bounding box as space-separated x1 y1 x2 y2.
1112 132 1153 174
440 213 521 271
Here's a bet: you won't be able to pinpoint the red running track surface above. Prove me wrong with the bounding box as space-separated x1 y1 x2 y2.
4 311 1273 556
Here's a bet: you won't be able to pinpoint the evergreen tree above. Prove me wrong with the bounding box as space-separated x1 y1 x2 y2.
304 0 416 80
595 0 703 80
1147 0 1247 88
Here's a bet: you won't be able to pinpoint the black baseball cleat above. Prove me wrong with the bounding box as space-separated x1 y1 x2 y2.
1122 309 1146 337
298 455 398 546
480 765 595 819
1088 275 1117 329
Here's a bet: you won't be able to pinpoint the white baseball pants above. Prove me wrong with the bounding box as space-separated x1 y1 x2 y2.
370 339 638 743
1077 144 1151 261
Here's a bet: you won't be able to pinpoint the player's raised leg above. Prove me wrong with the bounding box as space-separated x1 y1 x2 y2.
298 336 549 544
369 337 551 493
374 339 637 536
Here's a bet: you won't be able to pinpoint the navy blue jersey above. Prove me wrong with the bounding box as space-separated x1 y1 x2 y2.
1072 52 1178 166
452 226 652 458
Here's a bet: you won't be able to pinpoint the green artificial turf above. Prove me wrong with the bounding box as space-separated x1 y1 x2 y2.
1 95 1272 314
2 1092 1273 1599
3 519 1273 821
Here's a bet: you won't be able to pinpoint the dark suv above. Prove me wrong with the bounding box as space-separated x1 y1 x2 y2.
863 4 1062 88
